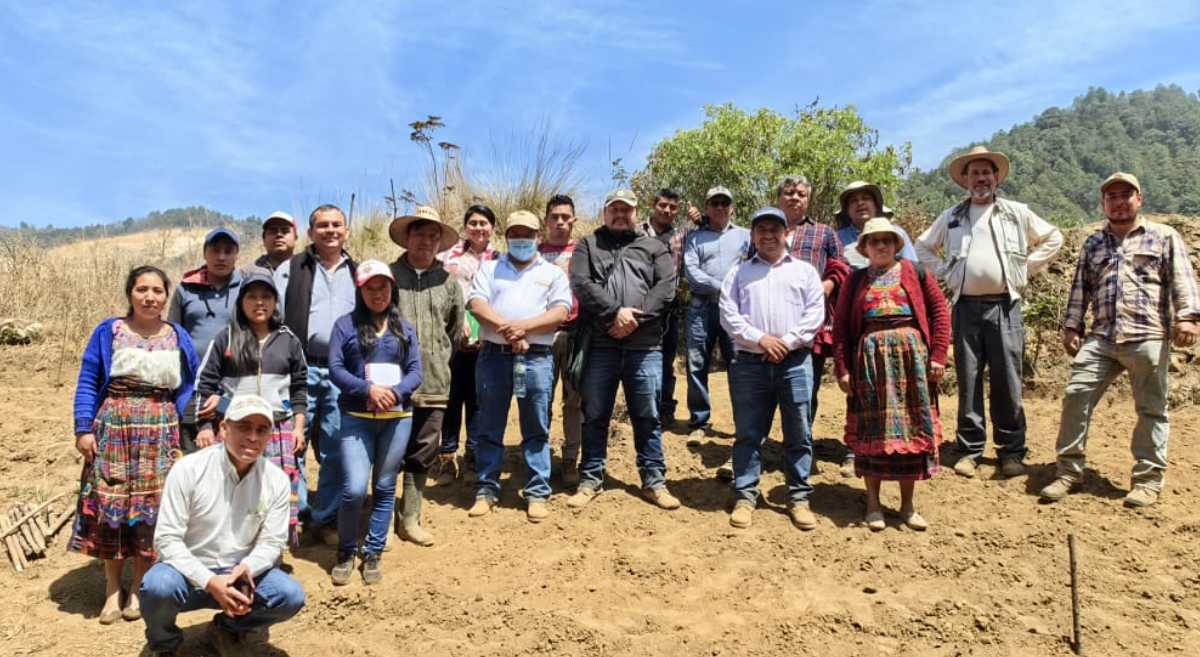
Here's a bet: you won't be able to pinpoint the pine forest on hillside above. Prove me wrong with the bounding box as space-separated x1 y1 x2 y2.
905 85 1200 224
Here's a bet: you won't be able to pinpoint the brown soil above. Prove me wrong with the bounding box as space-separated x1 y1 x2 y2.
2 336 1199 657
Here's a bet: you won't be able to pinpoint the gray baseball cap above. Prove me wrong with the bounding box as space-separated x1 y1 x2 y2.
605 189 637 208
705 186 733 203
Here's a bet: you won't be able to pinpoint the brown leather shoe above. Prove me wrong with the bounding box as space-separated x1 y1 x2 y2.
642 487 681 510
729 501 753 528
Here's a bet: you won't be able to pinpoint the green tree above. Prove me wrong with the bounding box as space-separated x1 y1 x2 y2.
632 102 912 224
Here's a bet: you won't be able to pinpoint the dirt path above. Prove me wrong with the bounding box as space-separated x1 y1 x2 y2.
2 350 1198 657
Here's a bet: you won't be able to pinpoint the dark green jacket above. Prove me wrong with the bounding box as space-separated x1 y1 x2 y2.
390 254 463 407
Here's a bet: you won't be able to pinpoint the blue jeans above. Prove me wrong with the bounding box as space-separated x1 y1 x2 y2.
474 347 554 501
579 348 667 490
660 307 682 420
338 414 413 554
140 563 305 653
302 364 342 526
730 350 814 506
441 350 480 456
686 296 735 428
952 297 1028 459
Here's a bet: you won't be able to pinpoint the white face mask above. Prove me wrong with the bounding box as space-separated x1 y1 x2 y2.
507 238 537 262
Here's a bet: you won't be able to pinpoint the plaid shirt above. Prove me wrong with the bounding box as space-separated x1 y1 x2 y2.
786 217 849 355
539 239 579 325
639 220 689 276
1064 219 1200 343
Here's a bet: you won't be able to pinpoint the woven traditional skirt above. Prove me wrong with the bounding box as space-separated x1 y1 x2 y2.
218 417 300 546
68 378 179 560
845 326 941 481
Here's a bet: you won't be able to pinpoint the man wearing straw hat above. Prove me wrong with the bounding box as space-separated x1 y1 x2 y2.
1039 173 1199 508
915 146 1063 479
387 205 463 544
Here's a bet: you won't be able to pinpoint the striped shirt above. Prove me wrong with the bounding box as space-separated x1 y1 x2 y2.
439 240 497 300
1063 219 1200 343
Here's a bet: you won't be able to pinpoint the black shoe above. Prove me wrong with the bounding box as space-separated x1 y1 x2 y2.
331 549 356 586
206 622 246 657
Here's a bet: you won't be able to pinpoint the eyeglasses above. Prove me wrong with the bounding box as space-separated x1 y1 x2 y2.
707 199 732 208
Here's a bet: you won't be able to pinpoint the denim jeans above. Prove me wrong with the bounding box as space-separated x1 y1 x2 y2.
1054 336 1171 490
686 296 735 428
729 350 814 506
338 414 413 554
303 365 342 525
475 347 554 501
441 350 480 456
660 307 682 420
140 563 305 653
952 297 1028 459
579 348 667 490
550 329 583 464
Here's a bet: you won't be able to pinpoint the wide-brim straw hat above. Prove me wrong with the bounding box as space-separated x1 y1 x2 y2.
949 145 1010 189
835 181 892 225
855 217 906 257
389 205 460 251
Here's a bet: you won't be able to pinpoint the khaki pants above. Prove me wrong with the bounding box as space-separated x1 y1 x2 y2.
1054 336 1171 490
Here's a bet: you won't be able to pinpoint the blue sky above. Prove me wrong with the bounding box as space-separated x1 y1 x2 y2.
3 0 1199 228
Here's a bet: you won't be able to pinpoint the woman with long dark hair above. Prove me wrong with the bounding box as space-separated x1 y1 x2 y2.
437 203 497 484
194 272 308 544
328 260 423 585
70 265 200 623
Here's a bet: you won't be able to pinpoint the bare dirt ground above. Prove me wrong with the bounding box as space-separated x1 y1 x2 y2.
2 340 1199 657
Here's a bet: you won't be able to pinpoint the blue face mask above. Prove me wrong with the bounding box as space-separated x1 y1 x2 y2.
508 238 538 262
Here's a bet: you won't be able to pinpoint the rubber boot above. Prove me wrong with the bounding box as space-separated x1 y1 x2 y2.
396 471 435 547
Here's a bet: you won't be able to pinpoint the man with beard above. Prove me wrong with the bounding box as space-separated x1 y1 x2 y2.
567 189 681 511
1039 173 1199 508
915 146 1062 479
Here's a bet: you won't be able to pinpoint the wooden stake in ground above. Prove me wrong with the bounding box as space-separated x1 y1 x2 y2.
0 512 24 572
1070 533 1082 655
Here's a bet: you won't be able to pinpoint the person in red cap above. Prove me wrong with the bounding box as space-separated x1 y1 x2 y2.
327 260 423 584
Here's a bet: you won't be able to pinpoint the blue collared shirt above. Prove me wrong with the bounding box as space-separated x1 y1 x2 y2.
683 222 751 297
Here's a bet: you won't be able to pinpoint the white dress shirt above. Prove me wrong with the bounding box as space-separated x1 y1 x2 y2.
154 444 291 589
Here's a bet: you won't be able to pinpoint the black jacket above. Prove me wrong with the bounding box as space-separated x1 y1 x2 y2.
569 226 676 351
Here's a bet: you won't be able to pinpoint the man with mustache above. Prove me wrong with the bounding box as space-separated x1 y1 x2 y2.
915 146 1063 479
1040 173 1199 508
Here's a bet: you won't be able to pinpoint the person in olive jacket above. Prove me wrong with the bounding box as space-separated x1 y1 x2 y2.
387 205 463 546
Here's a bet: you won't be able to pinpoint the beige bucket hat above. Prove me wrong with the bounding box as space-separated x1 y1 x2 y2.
949 145 1010 189
389 205 460 251
855 217 906 257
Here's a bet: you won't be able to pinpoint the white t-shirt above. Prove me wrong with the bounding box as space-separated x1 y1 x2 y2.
962 203 1007 296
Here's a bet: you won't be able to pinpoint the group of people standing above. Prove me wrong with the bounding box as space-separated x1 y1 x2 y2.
65 146 1200 656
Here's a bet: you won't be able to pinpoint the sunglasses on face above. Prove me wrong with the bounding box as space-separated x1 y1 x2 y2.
707 199 731 208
